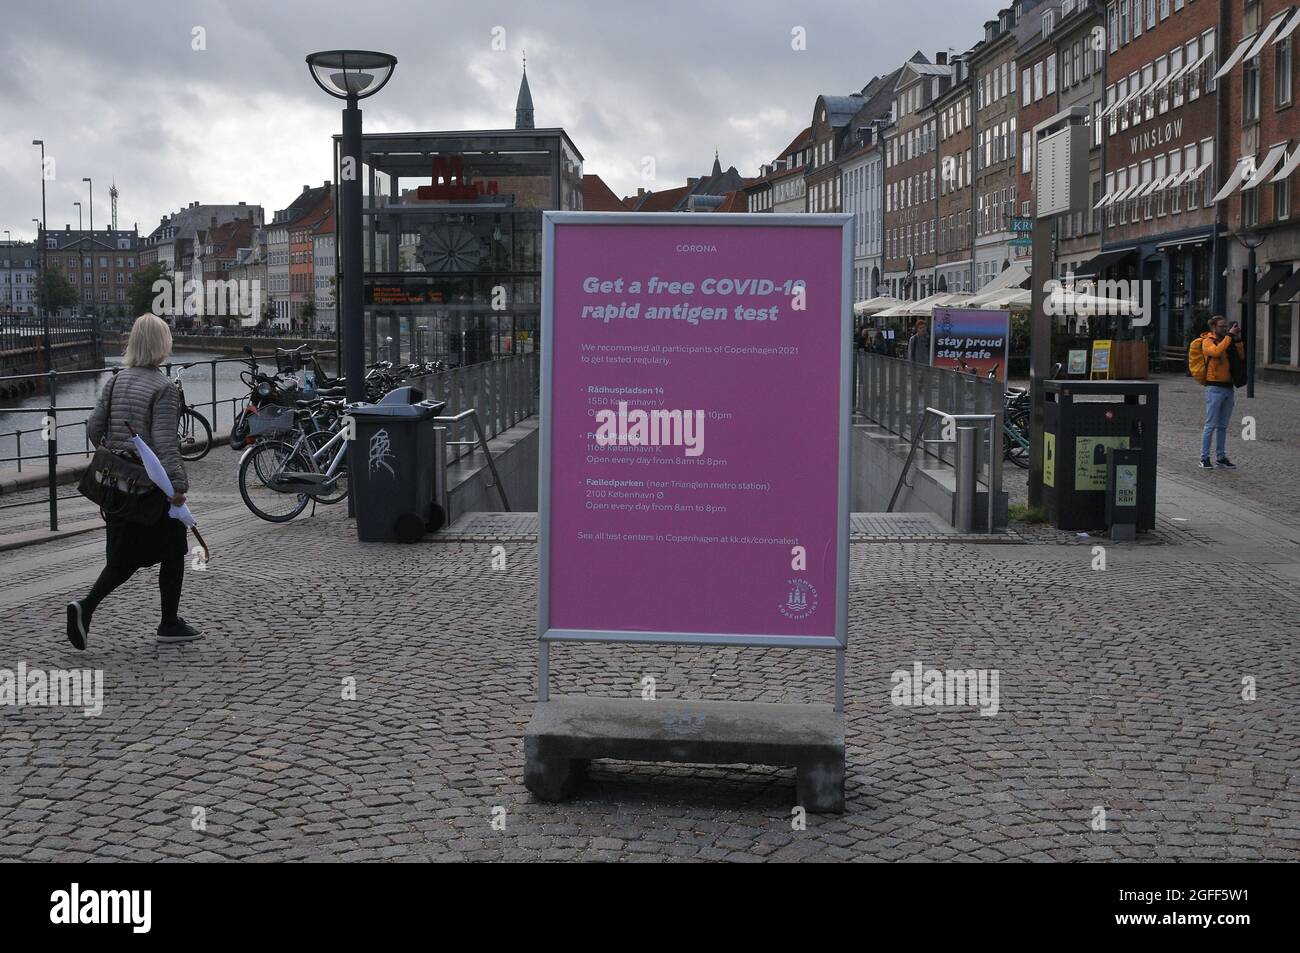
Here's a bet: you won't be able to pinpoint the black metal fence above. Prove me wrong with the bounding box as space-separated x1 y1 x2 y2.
0 350 337 532
0 314 100 352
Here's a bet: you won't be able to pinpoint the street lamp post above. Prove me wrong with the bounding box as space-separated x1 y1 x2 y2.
306 50 397 404
74 201 82 231
83 177 94 323
33 139 56 530
1235 230 1266 399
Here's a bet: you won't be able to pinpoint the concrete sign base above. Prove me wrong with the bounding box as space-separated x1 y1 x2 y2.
524 696 846 813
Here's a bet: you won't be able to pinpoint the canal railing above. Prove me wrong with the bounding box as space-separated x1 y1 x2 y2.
0 314 101 353
0 349 540 534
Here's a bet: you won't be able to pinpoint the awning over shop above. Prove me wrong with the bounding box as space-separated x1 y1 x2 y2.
854 295 904 316
1277 8 1300 46
975 260 1032 295
1100 86 1142 118
1074 248 1137 278
1155 232 1215 254
1212 156 1256 203
1271 146 1300 184
1256 264 1293 302
877 292 977 318
1246 11 1291 60
1241 143 1289 191
1212 34 1257 81
967 287 1031 310
1271 268 1300 305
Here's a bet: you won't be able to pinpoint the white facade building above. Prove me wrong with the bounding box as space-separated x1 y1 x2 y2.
0 243 37 315
841 147 884 302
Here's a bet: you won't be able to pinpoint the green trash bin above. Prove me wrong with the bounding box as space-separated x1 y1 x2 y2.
1041 380 1158 532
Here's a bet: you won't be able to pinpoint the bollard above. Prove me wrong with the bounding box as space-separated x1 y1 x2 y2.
955 425 976 533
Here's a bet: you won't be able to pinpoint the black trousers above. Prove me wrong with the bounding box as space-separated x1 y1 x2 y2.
83 556 184 624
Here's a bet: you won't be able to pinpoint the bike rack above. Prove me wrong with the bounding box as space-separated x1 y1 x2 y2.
888 406 1001 534
433 409 510 516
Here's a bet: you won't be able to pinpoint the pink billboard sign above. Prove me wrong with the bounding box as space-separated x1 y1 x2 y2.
539 213 851 648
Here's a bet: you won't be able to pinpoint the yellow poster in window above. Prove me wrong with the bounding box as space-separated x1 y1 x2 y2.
1075 436 1129 491
1044 432 1056 488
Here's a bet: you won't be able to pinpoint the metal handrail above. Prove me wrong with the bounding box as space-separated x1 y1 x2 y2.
888 407 998 534
433 409 510 513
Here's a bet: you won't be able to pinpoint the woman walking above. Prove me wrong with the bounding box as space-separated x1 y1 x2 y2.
67 314 201 649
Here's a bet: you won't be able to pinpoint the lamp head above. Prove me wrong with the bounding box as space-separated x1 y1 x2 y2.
306 50 397 100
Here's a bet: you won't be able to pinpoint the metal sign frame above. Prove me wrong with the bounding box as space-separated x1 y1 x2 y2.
537 211 853 709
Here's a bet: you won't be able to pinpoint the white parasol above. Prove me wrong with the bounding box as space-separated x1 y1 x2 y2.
126 422 209 561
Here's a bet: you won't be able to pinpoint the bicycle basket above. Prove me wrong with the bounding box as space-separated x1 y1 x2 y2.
248 404 297 436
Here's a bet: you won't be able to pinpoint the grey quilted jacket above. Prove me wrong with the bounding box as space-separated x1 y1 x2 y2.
86 366 189 494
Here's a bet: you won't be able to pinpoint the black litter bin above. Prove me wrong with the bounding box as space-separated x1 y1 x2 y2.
1042 380 1158 532
348 387 447 543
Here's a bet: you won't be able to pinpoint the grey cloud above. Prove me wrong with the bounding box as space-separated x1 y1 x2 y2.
2 0 980 236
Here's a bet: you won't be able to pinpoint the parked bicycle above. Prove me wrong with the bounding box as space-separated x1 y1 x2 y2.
1002 387 1031 468
171 362 213 462
238 396 352 522
229 345 307 450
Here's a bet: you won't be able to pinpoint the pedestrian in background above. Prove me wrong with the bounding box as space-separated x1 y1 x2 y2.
66 314 201 650
1189 315 1245 470
906 317 930 364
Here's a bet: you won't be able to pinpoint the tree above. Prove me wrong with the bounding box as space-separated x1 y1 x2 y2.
127 262 172 318
300 299 317 334
37 269 79 314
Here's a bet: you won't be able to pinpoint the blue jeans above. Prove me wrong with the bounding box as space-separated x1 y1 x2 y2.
1201 386 1234 460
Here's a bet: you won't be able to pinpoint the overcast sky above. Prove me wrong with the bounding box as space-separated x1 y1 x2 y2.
2 0 981 241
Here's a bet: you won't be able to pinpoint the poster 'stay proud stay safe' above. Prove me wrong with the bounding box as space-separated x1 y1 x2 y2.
539 215 851 648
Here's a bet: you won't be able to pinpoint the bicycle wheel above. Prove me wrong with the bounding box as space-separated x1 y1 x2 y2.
177 407 213 462
1004 413 1031 469
302 430 349 505
238 441 311 522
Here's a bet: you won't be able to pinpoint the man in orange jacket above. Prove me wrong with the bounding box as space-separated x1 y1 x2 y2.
1198 315 1244 469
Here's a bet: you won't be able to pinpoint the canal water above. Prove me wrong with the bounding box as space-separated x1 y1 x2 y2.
0 348 275 467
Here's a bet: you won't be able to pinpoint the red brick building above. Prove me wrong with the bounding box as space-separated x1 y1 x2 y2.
883 53 953 299
935 65 976 293
970 6 1028 291
289 189 333 329
1096 0 1224 348
1216 0 1300 372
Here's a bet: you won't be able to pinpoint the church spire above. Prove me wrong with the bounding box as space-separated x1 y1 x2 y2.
515 52 534 130
712 149 722 178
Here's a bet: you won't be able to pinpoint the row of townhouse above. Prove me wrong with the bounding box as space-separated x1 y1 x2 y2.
741 0 1300 374
137 185 337 331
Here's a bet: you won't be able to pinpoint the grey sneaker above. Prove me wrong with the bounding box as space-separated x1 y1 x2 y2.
157 618 203 644
66 601 88 651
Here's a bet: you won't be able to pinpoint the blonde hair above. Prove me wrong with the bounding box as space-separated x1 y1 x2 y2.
124 314 173 367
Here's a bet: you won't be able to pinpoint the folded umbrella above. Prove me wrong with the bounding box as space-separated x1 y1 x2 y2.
125 422 209 562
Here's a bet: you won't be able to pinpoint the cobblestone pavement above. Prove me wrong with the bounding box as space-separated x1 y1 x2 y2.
1 396 1298 862
1004 374 1300 533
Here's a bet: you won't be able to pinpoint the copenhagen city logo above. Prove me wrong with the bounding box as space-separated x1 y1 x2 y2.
779 578 819 621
